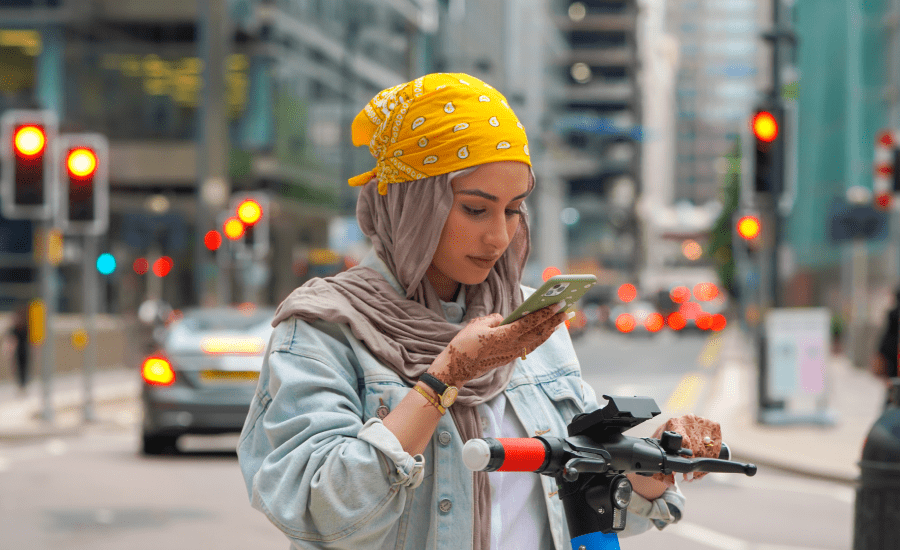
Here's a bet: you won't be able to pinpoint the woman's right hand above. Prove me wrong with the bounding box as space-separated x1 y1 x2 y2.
429 303 569 387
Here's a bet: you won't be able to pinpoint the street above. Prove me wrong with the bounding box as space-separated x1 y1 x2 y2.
0 329 854 550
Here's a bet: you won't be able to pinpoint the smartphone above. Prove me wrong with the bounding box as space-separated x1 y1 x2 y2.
500 274 598 326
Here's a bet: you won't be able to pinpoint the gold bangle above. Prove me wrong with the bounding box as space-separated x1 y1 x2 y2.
414 384 446 415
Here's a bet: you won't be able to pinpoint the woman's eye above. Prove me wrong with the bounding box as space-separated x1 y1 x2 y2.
462 205 522 217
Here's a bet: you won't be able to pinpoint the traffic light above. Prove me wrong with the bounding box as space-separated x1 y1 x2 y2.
204 230 223 251
0 110 57 220
751 106 784 194
96 253 116 275
736 213 762 251
230 193 269 258
223 216 245 241
58 133 109 235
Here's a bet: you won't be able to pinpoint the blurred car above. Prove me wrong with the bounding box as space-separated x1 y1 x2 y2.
140 305 275 454
655 283 729 333
608 300 665 336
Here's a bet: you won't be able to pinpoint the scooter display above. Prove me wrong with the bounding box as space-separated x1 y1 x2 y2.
462 395 757 550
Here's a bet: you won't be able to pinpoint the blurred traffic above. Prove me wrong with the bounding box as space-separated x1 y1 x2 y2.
139 304 274 454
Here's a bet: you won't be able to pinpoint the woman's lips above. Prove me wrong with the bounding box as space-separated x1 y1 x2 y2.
468 256 498 269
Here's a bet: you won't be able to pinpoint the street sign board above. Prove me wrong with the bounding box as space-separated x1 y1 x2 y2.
763 307 834 425
828 202 888 241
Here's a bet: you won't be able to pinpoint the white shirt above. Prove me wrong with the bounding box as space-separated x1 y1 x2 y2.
441 289 553 550
479 393 554 550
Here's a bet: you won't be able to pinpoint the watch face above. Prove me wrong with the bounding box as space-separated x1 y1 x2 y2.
441 386 459 408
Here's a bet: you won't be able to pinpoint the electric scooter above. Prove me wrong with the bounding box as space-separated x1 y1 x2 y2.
462 395 757 550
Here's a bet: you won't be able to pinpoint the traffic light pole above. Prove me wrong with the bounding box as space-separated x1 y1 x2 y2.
82 234 98 422
766 0 785 309
39 223 56 422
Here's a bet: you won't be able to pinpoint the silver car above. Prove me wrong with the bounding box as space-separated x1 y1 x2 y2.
140 306 275 454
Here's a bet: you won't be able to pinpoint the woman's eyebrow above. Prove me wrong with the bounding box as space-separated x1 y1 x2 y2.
456 189 531 202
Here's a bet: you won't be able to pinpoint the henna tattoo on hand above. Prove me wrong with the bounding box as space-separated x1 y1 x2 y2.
435 308 569 387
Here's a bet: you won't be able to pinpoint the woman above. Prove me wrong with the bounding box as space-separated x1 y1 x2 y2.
238 73 718 549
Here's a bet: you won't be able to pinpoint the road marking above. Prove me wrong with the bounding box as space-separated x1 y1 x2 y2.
699 334 723 369
669 522 830 550
665 372 706 413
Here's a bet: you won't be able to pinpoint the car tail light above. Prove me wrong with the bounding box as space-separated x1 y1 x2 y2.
142 356 175 386
667 312 687 330
644 313 664 332
711 314 727 331
669 286 691 304
693 282 719 301
615 313 636 333
696 314 713 331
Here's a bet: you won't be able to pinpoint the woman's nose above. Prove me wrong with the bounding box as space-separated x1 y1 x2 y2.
483 216 511 250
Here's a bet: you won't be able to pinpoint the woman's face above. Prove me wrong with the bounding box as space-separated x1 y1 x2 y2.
427 161 532 301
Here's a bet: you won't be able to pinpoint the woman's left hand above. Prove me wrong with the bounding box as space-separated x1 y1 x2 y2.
651 414 722 483
628 414 722 500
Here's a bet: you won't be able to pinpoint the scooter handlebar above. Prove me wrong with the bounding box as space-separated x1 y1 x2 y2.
462 435 756 478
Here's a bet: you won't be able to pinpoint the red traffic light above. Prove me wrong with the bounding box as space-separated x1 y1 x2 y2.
736 215 761 240
237 199 263 226
133 257 149 275
13 125 46 158
152 256 173 277
66 147 98 179
751 111 779 143
204 230 223 251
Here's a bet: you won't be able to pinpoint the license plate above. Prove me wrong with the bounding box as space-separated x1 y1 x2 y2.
200 370 259 382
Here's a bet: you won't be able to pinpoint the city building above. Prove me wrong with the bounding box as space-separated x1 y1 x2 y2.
548 0 643 280
0 0 440 312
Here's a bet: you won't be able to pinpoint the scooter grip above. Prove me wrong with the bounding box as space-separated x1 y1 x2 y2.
462 437 549 472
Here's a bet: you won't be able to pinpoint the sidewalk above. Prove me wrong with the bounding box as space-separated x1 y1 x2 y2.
698 325 888 486
0 366 139 442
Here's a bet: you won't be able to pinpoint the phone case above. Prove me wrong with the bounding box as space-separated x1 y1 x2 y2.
500 274 598 325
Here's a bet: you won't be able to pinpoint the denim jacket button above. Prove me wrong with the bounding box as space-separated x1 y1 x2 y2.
439 498 452 513
438 431 452 446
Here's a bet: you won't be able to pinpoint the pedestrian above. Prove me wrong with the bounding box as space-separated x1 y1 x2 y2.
237 73 722 549
7 302 30 396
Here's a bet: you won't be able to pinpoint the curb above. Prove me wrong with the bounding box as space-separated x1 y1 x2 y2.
697 328 863 487
0 375 138 443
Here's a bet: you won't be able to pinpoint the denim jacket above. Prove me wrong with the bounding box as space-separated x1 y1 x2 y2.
238 252 684 549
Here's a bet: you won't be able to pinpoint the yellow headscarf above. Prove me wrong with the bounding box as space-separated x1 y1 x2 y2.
348 73 531 195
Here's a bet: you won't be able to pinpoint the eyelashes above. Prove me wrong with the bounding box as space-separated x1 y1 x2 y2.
462 205 523 218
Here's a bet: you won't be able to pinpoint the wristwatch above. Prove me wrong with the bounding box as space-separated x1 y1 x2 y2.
419 372 459 409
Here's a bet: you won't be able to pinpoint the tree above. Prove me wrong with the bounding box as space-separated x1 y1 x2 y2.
707 139 741 300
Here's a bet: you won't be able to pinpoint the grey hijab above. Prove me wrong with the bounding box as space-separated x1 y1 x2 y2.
271 169 532 550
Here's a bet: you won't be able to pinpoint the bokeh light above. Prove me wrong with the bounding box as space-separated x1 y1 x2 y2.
617 283 637 303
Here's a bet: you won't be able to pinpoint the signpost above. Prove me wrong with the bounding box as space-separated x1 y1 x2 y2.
762 307 836 425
